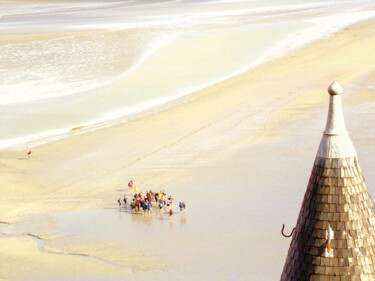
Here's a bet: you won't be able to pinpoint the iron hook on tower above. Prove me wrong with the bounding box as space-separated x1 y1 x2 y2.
281 224 295 238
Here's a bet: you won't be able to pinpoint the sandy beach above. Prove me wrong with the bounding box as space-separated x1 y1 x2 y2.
1 17 375 281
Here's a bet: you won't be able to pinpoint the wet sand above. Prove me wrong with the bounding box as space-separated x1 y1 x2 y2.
1 20 375 280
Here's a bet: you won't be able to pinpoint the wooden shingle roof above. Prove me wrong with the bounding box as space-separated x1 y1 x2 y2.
281 82 375 281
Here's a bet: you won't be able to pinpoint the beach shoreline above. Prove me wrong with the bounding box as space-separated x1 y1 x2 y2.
1 17 375 281
2 7 375 151
1 16 375 218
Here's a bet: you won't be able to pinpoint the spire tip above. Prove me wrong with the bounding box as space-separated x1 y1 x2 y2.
328 81 343 95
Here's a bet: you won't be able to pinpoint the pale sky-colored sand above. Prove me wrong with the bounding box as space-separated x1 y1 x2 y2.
1 20 375 280
0 30 103 44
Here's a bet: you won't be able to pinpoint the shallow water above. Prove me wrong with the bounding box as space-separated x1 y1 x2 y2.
1 0 375 149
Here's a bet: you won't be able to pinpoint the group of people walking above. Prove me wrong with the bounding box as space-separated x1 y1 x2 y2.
116 180 186 217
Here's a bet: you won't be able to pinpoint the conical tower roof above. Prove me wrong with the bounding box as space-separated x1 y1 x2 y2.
281 82 375 281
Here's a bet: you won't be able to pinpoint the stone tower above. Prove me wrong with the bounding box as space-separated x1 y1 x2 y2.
281 82 375 281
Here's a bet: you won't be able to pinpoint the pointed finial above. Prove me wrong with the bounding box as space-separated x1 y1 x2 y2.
328 81 343 95
316 81 357 158
324 81 346 135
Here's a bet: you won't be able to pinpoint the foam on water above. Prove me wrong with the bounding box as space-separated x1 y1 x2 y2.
1 0 375 150
61 1 356 31
0 31 179 105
